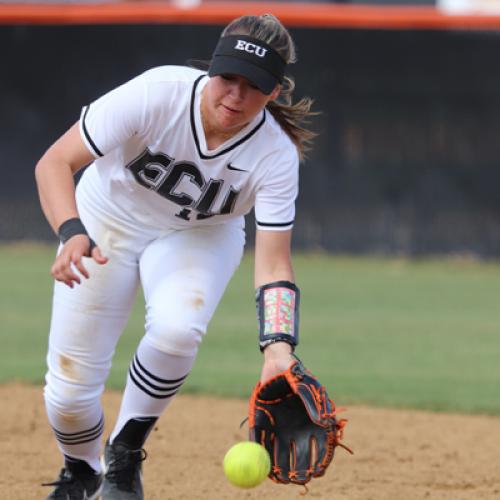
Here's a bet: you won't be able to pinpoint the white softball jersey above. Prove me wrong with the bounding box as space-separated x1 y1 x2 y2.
78 65 299 232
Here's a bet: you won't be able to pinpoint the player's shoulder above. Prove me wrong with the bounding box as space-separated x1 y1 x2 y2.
141 65 205 86
137 66 204 112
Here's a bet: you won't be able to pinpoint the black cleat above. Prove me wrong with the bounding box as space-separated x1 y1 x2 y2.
44 458 102 500
101 439 147 499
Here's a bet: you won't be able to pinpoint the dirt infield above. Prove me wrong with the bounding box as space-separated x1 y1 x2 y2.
2 383 500 500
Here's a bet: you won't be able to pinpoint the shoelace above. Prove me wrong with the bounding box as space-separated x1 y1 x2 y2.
42 468 75 487
42 468 94 498
106 448 147 492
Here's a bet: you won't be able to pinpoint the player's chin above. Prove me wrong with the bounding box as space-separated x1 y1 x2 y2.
218 116 247 134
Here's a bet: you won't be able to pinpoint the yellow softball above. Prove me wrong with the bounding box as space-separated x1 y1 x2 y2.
223 441 271 488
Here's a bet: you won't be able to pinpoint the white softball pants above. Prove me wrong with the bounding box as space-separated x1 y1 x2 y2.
44 179 245 460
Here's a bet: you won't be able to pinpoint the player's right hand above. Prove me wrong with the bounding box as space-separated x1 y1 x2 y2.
51 235 108 288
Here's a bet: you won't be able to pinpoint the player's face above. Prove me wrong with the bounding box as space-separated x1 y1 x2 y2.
204 75 279 136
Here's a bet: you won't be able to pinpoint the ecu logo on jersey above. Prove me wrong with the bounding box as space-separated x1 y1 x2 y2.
126 148 240 221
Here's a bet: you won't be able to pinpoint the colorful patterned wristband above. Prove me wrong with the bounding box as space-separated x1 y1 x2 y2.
256 281 300 352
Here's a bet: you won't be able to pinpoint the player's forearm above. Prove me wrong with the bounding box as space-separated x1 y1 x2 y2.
35 156 80 235
255 265 294 288
254 251 294 287
254 229 295 287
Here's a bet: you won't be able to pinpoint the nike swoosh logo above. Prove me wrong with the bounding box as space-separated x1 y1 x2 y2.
227 163 248 172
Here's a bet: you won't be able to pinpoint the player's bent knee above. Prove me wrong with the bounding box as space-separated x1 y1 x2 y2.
44 372 103 416
146 320 205 356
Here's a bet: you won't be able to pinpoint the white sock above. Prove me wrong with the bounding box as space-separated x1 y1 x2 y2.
110 338 195 444
45 396 103 473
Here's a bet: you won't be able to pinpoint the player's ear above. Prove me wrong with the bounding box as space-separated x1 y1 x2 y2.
269 84 281 102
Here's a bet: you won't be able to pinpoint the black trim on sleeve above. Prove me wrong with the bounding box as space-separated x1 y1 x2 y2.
256 220 294 228
82 105 104 157
190 75 266 160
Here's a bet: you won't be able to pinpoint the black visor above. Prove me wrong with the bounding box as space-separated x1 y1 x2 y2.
208 35 286 95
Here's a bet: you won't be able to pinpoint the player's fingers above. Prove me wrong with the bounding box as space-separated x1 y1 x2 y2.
51 256 69 281
91 246 109 265
52 267 80 286
72 253 89 280
51 253 81 285
62 265 82 285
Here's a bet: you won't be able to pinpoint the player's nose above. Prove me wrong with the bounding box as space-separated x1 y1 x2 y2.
228 78 247 101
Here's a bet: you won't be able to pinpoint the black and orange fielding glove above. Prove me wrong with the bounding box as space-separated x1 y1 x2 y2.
248 360 351 485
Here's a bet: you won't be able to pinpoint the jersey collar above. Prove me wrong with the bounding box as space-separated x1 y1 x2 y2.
190 75 266 160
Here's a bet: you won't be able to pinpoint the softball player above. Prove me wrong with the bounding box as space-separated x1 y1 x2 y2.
35 13 316 500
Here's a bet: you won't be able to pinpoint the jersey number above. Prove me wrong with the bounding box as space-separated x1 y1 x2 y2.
126 149 240 220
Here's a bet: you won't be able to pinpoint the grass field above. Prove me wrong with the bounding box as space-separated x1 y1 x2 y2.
1 242 499 415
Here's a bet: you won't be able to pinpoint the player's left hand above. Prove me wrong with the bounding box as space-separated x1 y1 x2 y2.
260 341 295 383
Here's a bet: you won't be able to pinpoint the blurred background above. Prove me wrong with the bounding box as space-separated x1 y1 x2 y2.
2 0 500 256
1 1 499 414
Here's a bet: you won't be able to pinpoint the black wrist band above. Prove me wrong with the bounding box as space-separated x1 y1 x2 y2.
57 218 96 252
58 218 88 243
